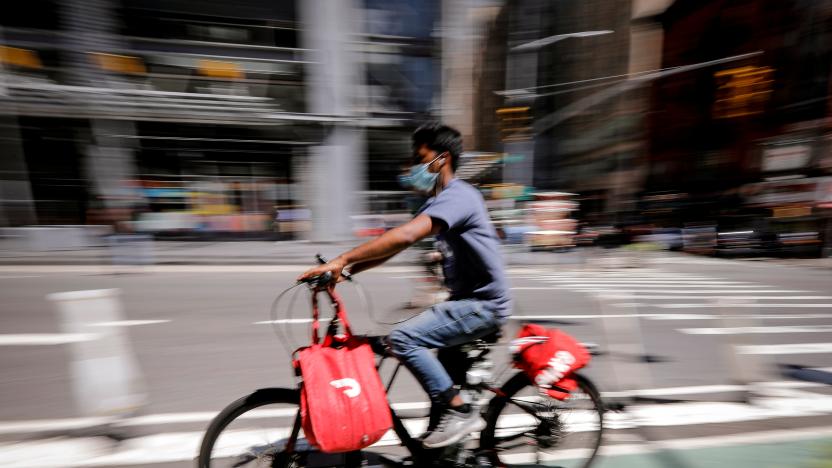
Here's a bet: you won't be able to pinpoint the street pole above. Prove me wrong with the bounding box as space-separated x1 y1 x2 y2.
300 0 367 242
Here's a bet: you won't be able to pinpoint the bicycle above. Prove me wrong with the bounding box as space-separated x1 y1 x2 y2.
197 268 605 468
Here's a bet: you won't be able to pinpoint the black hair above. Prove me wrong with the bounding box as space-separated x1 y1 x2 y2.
411 122 463 171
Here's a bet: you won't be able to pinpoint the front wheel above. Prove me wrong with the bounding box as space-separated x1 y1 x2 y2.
197 388 364 468
480 372 604 468
197 388 307 468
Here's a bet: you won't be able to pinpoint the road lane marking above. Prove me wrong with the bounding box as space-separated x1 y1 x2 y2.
595 295 832 300
558 289 806 294
542 282 759 286
739 343 832 355
539 275 716 280
0 265 420 274
657 303 832 308
650 313 832 320
0 334 99 345
0 265 560 274
89 320 170 327
680 325 832 335
254 318 332 325
510 313 832 320
509 313 656 319
601 382 821 399
514 291 832 301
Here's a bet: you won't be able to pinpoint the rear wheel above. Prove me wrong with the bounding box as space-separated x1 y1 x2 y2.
480 372 604 468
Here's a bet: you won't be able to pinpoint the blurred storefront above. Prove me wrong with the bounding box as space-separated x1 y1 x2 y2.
646 0 832 256
467 0 832 256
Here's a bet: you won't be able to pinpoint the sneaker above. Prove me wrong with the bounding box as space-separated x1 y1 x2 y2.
416 404 444 441
421 406 486 449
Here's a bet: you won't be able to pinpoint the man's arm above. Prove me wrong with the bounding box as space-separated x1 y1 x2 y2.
346 253 396 276
297 214 443 281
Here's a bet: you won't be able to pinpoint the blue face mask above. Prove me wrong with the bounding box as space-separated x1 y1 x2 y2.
408 154 445 193
397 173 413 189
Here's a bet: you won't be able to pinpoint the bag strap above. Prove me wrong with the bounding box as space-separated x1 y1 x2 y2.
309 286 354 345
326 286 354 336
310 291 322 344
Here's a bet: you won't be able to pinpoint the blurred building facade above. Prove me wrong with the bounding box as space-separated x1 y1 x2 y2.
473 0 662 220
0 0 441 240
646 0 832 255
1 0 831 254
470 0 831 255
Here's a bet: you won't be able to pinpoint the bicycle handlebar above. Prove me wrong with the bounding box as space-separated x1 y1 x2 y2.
297 254 352 290
316 254 353 282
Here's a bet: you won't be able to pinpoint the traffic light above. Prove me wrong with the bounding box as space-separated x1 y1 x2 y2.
713 66 773 119
0 46 42 70
91 53 146 75
496 106 532 142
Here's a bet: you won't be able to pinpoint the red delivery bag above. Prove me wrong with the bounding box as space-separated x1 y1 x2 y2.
510 323 590 400
294 288 392 453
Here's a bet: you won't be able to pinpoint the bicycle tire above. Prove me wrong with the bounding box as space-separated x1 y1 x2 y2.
197 388 364 468
479 372 604 468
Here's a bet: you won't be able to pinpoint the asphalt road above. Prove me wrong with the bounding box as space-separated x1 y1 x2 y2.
1 252 831 467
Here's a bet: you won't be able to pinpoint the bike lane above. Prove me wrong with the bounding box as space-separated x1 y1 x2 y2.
585 435 832 468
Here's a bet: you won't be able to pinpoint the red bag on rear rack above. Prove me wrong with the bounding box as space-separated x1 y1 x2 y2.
510 323 590 400
293 288 392 453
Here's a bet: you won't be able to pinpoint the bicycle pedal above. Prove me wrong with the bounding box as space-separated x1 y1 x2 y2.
377 454 414 467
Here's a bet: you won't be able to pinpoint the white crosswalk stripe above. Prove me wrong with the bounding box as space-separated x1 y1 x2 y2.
0 334 100 346
524 268 830 306
738 343 832 355
512 287 784 292
511 313 832 321
590 295 832 300
520 267 832 360
542 282 763 286
680 325 832 335
656 303 832 308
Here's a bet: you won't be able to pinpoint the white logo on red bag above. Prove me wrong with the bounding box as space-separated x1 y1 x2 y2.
330 378 362 398
534 351 576 388
509 336 549 355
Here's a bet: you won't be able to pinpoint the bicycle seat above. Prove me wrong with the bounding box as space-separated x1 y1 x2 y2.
479 330 502 344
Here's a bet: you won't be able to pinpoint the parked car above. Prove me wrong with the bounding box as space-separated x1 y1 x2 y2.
640 227 684 251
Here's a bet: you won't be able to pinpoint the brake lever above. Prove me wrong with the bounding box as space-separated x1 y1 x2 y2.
315 253 353 282
297 272 333 291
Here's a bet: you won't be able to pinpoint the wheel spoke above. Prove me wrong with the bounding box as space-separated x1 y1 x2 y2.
229 454 257 468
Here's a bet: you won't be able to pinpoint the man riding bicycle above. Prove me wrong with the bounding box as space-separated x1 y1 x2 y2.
299 123 511 449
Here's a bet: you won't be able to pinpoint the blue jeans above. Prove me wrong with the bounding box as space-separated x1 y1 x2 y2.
388 299 505 403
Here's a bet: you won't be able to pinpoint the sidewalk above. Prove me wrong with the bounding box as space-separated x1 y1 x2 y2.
0 240 587 266
1 239 828 268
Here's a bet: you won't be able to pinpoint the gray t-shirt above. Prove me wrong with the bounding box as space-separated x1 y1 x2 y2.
418 179 512 318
